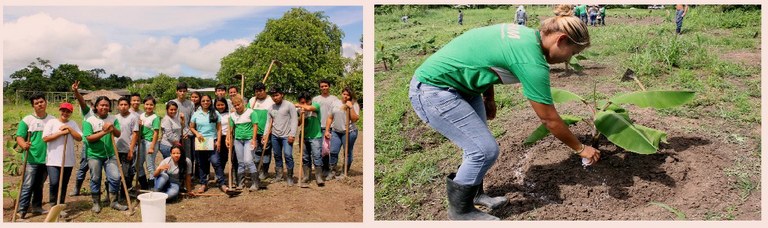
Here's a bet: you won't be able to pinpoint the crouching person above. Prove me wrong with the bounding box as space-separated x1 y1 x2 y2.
153 145 195 202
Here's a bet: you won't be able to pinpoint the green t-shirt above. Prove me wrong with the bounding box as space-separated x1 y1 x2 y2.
600 7 606 16
577 5 587 15
302 102 323 139
83 114 121 159
247 96 273 135
415 23 553 104
16 114 55 164
229 109 258 140
140 112 161 141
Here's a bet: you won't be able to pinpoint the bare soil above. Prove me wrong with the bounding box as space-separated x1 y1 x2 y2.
3 134 363 222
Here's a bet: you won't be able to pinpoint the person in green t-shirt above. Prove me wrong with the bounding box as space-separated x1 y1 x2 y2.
409 5 601 220
295 92 325 187
139 95 160 189
15 92 54 219
246 82 273 180
82 96 126 213
227 95 263 190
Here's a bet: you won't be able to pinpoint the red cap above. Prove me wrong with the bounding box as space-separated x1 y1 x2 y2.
59 102 74 112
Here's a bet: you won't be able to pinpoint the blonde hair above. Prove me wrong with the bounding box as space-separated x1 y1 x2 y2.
540 4 590 47
231 94 244 105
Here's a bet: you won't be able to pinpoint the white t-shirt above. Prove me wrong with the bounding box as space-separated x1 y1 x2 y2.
312 95 340 127
115 112 140 153
158 157 192 184
44 119 82 167
218 111 230 136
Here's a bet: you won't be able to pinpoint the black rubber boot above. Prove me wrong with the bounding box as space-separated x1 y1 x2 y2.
70 179 83 196
236 172 246 189
259 163 269 180
91 194 101 213
474 181 508 209
446 174 499 220
109 192 128 211
300 166 310 188
273 168 283 183
328 164 338 180
138 176 149 190
249 172 262 191
286 168 295 187
314 166 325 187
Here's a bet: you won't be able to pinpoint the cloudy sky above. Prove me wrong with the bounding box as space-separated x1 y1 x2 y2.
2 6 363 82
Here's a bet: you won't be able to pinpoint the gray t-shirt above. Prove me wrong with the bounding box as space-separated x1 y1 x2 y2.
115 112 139 153
311 95 340 128
160 114 182 147
170 99 194 136
330 101 360 133
157 157 192 184
267 100 298 138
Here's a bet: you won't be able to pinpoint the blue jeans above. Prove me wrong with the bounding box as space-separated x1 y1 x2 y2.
675 10 684 34
408 77 499 186
74 146 89 182
302 138 323 167
118 153 134 190
17 163 47 212
580 13 588 24
140 140 158 180
590 13 597 26
255 134 271 170
47 166 73 204
154 173 180 202
197 144 224 185
158 143 172 159
87 157 122 194
233 139 258 174
271 135 294 169
329 130 358 170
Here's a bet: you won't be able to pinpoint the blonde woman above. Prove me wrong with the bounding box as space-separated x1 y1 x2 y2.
408 5 600 220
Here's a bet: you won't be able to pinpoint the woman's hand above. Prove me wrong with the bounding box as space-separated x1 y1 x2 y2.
158 163 170 171
196 133 204 143
578 145 601 165
324 131 331 139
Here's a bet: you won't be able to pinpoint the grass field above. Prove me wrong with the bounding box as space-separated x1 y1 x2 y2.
374 5 760 220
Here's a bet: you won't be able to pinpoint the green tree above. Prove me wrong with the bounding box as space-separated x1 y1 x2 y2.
6 58 53 95
127 73 179 102
217 7 346 97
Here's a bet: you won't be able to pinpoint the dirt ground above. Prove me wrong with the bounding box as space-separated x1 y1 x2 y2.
391 59 761 220
2 134 363 222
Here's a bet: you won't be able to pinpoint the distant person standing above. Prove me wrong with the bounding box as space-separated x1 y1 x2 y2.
515 5 527 25
588 5 599 26
458 10 464 25
577 4 588 24
675 4 689 35
599 5 606 26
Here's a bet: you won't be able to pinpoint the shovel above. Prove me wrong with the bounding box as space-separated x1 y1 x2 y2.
11 132 30 222
298 111 308 188
111 134 135 216
343 108 350 177
45 133 69 222
224 136 242 196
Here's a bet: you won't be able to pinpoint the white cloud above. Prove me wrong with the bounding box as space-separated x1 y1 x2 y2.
341 42 362 59
4 12 251 81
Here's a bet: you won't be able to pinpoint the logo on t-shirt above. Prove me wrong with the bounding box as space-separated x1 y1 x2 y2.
505 23 521 39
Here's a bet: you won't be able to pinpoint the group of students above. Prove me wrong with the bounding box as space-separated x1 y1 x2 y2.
14 79 360 219
574 4 606 26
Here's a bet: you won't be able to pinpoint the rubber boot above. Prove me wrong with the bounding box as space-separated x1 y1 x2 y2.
286 168 295 187
446 173 499 220
474 181 508 209
91 194 101 213
328 164 338 180
273 168 283 183
109 192 128 211
236 172 246 189
299 166 310 188
70 179 83 196
138 176 149 190
259 163 269 180
314 166 325 187
249 172 262 191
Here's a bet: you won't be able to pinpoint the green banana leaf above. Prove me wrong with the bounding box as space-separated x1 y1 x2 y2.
594 110 665 154
551 88 585 104
609 91 695 109
524 114 583 145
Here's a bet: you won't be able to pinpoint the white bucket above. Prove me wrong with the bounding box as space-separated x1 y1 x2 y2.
137 192 168 222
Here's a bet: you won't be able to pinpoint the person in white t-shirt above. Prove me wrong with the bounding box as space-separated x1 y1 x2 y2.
42 102 82 214
312 79 340 179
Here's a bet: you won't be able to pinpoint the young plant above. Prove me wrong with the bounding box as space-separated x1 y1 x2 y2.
3 140 24 176
524 83 695 154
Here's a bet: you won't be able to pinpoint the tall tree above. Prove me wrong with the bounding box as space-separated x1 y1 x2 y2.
217 7 345 96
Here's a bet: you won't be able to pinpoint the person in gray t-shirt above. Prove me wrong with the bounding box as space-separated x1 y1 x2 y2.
153 145 194 202
264 86 298 186
324 87 360 179
312 79 340 177
170 82 196 178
